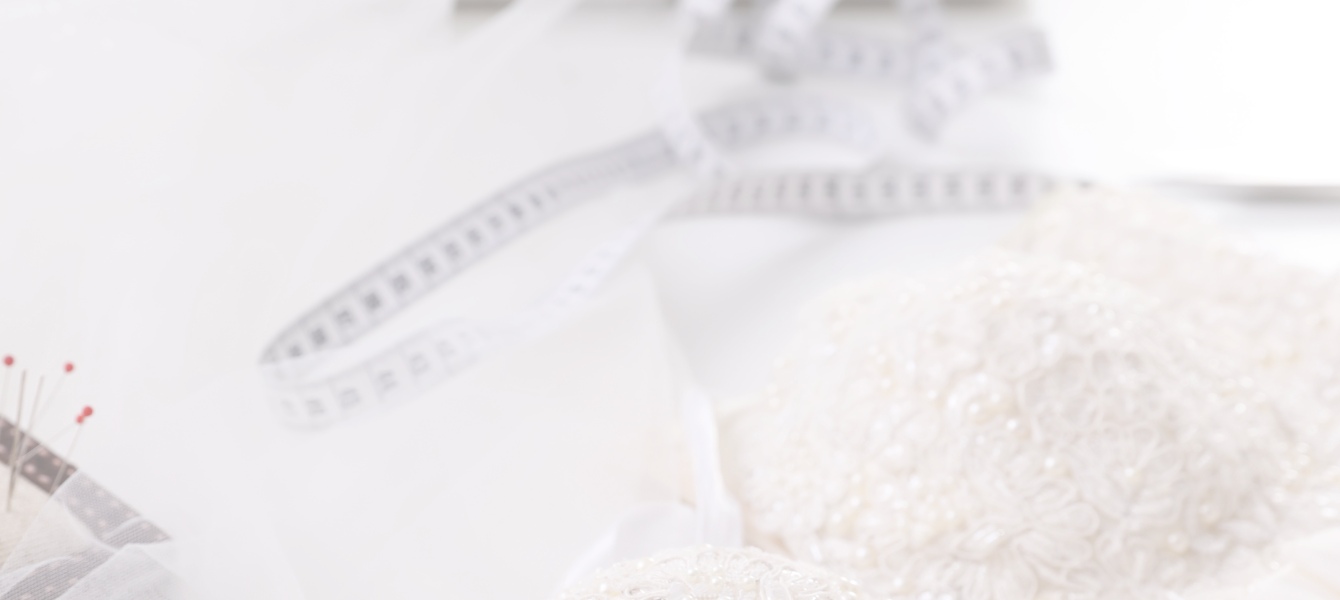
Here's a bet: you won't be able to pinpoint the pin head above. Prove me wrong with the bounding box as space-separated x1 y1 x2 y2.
76 406 93 424
64 362 75 373
3 355 11 367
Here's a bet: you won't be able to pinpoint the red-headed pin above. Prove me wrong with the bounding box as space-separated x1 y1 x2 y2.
1 355 12 419
6 372 26 511
51 406 93 493
34 361 76 428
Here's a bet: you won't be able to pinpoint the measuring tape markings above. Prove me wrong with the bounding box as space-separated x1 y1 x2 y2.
261 100 869 368
694 17 1048 84
673 168 1078 218
262 98 889 429
693 17 912 81
654 0 897 179
261 1 1058 429
750 0 845 80
260 142 670 426
263 137 664 363
655 0 739 177
906 28 1051 137
265 165 1079 430
691 16 1051 138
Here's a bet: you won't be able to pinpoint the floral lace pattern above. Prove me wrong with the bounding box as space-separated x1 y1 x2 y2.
558 545 867 600
724 247 1332 599
1004 191 1340 463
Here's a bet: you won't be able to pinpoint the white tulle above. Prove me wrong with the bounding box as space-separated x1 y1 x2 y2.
0 473 186 599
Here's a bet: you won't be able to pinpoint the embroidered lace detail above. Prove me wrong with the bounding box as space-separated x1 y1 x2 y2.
726 245 1331 599
1005 190 1340 463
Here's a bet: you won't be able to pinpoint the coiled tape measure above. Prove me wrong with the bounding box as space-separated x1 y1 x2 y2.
260 0 1057 429
260 109 1075 429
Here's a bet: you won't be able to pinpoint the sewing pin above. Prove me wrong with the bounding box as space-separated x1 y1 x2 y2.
50 406 92 494
34 361 74 425
1 355 12 419
6 371 27 512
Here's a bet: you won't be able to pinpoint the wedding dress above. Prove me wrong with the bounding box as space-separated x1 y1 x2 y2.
559 189 1340 600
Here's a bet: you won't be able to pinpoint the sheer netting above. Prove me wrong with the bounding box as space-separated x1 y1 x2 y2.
723 241 1338 599
0 472 187 600
558 545 867 600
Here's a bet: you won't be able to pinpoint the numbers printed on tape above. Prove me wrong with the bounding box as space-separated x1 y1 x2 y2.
262 101 1076 429
263 99 892 428
262 2 1059 429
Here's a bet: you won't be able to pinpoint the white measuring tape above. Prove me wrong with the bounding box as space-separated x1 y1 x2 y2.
261 0 1060 429
674 166 1078 217
260 98 1079 429
749 0 844 79
691 12 1050 137
659 0 1051 175
262 98 879 428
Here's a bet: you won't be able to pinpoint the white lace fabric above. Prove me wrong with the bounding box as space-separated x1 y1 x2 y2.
1003 191 1340 460
558 545 867 600
723 190 1340 599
